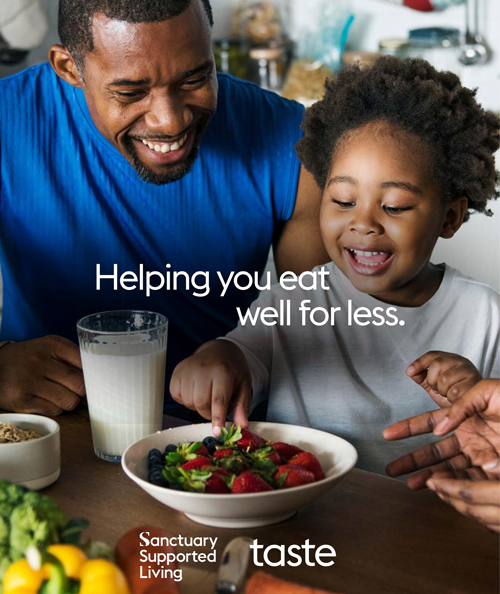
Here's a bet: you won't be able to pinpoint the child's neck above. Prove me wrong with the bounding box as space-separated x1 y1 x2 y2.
369 263 445 308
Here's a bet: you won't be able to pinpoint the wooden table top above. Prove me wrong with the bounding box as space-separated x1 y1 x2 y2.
41 410 498 594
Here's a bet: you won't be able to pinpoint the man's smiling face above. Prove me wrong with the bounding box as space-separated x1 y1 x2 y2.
78 2 217 184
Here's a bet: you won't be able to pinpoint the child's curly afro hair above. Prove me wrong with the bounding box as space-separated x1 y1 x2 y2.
296 56 499 220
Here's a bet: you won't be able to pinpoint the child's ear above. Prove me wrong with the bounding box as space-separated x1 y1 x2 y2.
440 197 468 239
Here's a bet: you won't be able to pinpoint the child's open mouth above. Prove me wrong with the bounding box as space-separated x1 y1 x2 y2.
345 248 394 276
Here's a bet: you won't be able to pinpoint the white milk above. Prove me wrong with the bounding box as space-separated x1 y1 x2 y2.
81 335 166 458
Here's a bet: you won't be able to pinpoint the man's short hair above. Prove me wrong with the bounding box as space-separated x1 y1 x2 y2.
58 0 213 69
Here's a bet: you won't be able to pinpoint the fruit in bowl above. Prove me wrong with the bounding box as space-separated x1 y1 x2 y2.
122 422 357 528
146 424 326 494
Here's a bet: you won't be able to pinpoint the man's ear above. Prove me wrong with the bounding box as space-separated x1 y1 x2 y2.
440 197 468 239
49 45 82 88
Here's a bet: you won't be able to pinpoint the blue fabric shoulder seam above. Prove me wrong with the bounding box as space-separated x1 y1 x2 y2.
0 62 48 85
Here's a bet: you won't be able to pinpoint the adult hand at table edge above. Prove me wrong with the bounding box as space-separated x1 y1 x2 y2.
384 378 500 488
405 351 482 409
169 339 252 437
0 335 85 415
427 471 500 533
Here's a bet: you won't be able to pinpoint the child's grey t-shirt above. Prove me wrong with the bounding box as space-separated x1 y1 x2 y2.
223 262 499 476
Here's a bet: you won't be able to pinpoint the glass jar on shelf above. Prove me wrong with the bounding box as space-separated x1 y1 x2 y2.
231 0 290 48
213 38 249 80
407 27 461 75
378 38 410 58
248 46 286 91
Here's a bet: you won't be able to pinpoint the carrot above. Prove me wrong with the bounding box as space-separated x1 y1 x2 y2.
115 526 180 594
245 571 340 594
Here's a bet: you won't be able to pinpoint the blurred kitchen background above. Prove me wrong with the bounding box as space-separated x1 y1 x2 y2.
0 0 499 308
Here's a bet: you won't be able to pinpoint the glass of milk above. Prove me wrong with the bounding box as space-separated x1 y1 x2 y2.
77 310 168 462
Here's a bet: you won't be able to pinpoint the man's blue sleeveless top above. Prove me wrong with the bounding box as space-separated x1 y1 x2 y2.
0 64 304 386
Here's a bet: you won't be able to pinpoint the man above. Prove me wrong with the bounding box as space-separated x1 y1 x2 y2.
0 0 327 415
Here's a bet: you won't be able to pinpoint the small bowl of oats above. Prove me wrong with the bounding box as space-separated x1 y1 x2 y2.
0 414 60 489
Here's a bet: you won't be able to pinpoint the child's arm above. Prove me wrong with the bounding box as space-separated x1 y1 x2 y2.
405 350 482 408
169 340 253 436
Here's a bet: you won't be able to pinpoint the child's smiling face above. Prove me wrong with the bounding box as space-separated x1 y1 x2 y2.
320 121 467 307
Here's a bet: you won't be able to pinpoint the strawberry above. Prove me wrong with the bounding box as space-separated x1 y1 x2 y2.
231 471 273 494
289 452 325 481
218 453 249 475
165 441 210 466
180 456 212 471
275 464 315 488
220 424 266 452
205 471 231 494
213 448 235 460
273 442 303 461
236 429 267 452
195 444 211 457
249 446 281 467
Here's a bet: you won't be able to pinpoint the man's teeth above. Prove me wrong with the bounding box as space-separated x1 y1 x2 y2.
141 133 187 153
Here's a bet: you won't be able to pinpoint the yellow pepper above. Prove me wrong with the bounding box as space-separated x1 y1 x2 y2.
78 560 130 594
3 545 130 594
45 545 87 580
3 560 43 592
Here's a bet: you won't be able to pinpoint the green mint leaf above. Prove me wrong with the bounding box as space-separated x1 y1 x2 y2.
277 473 288 488
189 442 202 454
166 452 184 465
163 467 182 483
232 426 243 443
223 474 237 490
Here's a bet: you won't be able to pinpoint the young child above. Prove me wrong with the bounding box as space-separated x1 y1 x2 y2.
170 57 500 475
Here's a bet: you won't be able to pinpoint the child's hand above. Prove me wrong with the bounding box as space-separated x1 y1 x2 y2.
406 351 482 408
169 340 252 437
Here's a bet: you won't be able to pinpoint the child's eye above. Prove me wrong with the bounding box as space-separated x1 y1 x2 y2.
383 205 413 214
332 199 356 208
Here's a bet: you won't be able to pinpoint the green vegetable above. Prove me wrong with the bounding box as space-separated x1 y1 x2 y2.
0 481 87 591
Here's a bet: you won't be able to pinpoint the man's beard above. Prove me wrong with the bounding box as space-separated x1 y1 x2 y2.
124 127 202 185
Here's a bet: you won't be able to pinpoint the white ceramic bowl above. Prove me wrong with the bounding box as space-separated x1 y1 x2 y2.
122 421 357 528
0 413 61 489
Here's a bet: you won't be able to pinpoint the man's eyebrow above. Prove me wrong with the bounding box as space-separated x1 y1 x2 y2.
108 61 213 87
181 60 213 78
109 78 150 87
327 175 357 187
381 181 422 195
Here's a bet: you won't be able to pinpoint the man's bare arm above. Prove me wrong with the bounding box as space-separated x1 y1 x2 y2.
273 165 329 276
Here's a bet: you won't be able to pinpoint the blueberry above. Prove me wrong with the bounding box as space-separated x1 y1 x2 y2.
164 444 178 454
202 436 219 455
202 436 218 447
149 469 169 488
170 483 184 491
148 449 163 462
148 460 163 473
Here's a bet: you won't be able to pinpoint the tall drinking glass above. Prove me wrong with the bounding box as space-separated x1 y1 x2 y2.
77 310 168 462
